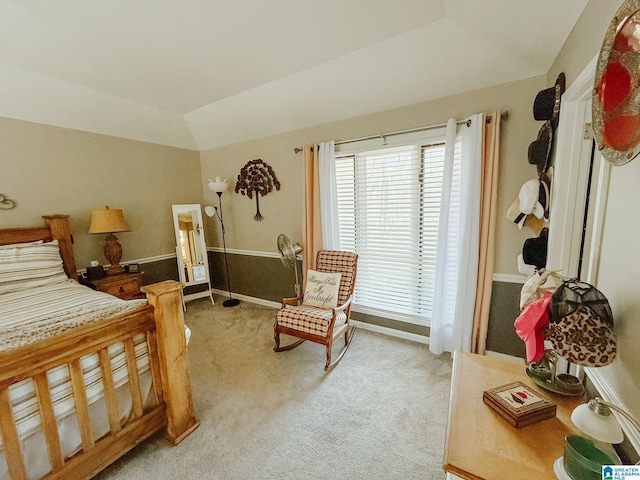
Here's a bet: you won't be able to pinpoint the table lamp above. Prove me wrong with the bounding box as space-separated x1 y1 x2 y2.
89 206 131 275
551 397 640 479
571 397 640 445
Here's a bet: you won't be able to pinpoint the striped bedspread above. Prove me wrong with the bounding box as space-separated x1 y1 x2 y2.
0 278 147 352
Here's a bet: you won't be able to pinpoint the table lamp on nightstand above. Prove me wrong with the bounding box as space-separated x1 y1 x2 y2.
89 206 131 276
553 397 640 480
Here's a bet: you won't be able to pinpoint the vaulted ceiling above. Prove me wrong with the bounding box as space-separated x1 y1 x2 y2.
0 0 588 151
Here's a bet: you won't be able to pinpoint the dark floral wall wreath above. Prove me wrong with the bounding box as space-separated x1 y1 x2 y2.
235 159 281 221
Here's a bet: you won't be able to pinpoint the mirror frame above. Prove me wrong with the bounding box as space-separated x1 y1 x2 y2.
172 204 213 298
593 0 640 165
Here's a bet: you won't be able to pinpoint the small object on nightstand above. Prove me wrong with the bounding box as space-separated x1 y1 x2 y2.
84 272 144 300
86 265 106 281
125 263 139 273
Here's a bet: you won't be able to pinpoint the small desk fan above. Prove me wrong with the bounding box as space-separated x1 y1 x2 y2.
277 234 302 297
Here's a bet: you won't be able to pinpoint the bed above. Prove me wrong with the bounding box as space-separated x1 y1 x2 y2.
0 215 199 480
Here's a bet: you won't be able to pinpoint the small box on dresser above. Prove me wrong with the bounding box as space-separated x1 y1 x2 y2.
483 381 557 427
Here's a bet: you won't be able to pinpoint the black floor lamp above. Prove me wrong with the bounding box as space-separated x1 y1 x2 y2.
206 177 240 307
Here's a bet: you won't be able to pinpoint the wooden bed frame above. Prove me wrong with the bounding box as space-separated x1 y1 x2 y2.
0 215 199 480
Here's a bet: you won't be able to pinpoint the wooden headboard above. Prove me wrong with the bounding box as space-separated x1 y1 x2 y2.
0 214 78 280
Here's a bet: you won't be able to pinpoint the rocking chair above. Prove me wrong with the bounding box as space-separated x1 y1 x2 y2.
274 250 358 371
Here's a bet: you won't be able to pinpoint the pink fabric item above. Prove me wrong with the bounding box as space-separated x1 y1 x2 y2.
514 291 553 362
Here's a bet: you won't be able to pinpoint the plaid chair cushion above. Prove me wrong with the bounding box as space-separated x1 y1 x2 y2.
315 250 357 306
277 304 348 337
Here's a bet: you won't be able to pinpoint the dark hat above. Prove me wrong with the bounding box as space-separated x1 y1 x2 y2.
522 228 548 270
528 121 553 174
546 279 616 367
533 73 566 128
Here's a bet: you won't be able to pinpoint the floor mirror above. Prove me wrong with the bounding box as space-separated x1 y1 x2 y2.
172 204 214 307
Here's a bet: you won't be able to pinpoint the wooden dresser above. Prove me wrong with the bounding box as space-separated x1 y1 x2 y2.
444 352 584 479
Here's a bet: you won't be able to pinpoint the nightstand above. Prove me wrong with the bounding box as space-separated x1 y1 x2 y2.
85 272 145 300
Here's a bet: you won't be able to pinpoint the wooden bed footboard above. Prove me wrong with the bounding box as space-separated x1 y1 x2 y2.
0 216 199 480
0 281 199 480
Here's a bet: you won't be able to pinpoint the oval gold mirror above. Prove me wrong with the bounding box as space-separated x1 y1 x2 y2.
593 0 640 165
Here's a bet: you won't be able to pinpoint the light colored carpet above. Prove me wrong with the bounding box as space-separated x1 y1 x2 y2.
95 295 453 480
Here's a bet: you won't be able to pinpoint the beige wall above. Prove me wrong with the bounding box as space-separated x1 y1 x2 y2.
1 117 202 269
549 0 640 427
200 75 547 275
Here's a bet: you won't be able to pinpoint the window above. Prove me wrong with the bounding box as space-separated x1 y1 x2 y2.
335 133 461 326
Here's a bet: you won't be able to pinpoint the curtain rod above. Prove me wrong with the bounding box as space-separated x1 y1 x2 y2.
293 110 508 153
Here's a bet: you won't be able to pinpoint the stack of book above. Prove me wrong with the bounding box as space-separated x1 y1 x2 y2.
483 381 557 427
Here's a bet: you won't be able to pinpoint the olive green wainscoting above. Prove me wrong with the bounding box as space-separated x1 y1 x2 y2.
207 250 298 304
485 279 526 359
130 257 179 286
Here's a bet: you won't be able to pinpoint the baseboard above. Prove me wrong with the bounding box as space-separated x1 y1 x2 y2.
211 289 431 345
210 288 281 309
351 320 429 345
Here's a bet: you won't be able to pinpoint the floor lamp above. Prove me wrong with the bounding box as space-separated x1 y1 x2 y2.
207 177 240 307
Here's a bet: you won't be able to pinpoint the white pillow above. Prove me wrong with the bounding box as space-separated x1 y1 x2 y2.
0 240 68 294
302 269 342 309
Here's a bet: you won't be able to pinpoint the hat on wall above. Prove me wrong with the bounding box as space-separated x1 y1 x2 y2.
506 197 527 228
506 177 550 229
517 253 536 276
522 228 549 270
533 72 566 128
519 177 549 220
528 121 554 174
523 214 546 236
514 291 553 363
546 279 616 367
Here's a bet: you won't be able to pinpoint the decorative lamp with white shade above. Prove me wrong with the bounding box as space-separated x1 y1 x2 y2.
551 398 640 479
571 397 640 445
88 206 131 276
207 177 239 307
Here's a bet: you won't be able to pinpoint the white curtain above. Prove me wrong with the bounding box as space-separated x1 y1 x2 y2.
429 114 483 355
318 141 340 250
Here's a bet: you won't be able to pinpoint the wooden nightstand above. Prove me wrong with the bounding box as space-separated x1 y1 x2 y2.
85 272 145 300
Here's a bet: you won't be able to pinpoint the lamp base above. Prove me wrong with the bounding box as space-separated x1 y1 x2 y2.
553 457 572 480
103 233 125 276
106 264 125 276
223 298 240 307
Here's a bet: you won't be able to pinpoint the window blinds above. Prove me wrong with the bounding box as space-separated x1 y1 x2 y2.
335 138 461 326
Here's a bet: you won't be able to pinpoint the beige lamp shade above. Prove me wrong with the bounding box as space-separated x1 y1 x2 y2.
89 206 131 234
89 206 131 275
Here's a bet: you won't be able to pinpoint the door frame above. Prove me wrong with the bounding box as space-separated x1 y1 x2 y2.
547 55 611 280
548 57 640 453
